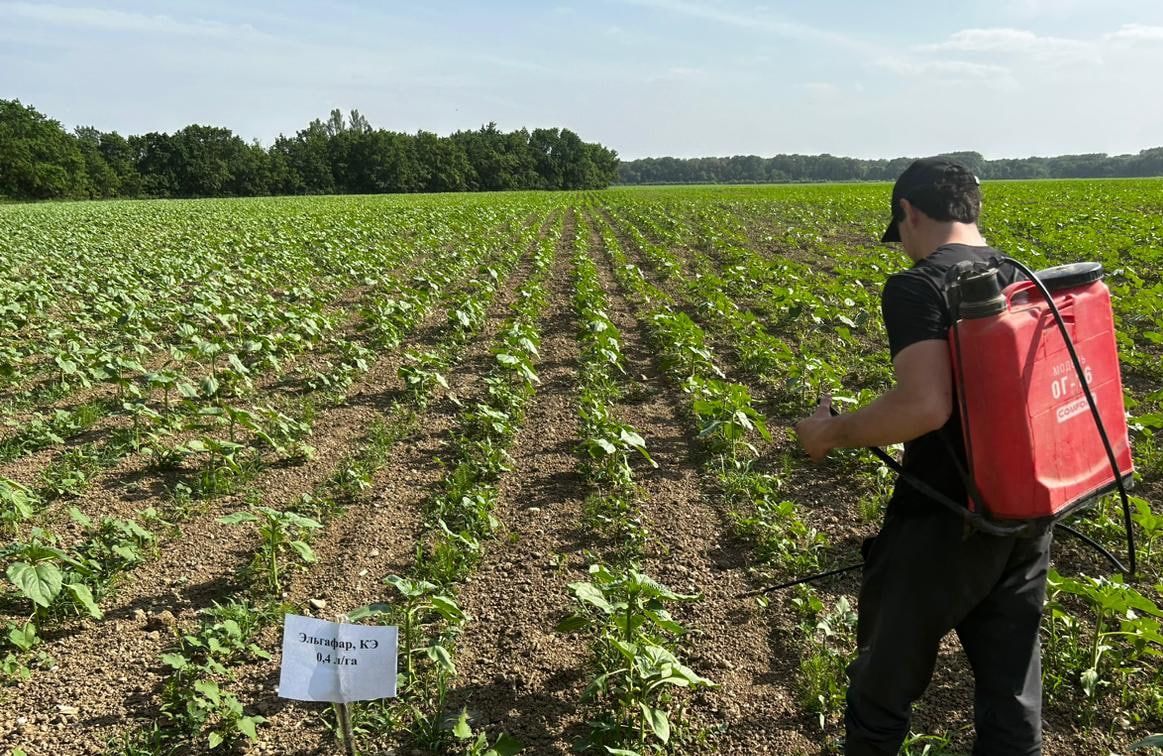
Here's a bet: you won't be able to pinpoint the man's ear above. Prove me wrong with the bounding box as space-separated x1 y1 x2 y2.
899 197 914 225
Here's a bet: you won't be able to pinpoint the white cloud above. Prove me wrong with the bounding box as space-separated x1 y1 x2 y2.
617 0 869 52
876 57 1013 81
917 27 1099 63
0 1 266 40
1104 23 1163 44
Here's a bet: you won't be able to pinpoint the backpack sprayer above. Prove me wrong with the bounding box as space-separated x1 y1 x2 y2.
745 256 1137 597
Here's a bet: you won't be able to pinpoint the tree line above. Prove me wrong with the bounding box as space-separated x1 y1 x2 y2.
0 99 620 200
617 149 1163 185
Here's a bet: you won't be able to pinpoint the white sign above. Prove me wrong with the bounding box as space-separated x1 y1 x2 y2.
278 614 398 703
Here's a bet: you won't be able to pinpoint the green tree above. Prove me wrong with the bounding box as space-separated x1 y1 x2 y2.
414 130 472 192
94 130 142 196
0 99 87 199
129 131 181 197
73 126 119 198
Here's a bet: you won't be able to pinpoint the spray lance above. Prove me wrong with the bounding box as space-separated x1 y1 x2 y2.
742 257 1137 599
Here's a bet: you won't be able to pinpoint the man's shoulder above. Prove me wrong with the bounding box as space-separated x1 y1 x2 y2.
885 244 1004 295
883 266 941 301
919 243 1004 271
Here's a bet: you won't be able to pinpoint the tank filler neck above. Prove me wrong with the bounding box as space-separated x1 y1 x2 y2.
950 262 1006 319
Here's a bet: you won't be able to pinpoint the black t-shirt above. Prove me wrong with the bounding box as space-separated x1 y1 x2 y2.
881 243 1014 515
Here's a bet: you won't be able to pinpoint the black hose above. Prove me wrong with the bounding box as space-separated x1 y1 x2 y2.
738 562 864 598
1054 523 1130 572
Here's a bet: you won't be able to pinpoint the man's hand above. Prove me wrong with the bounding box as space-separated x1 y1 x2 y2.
796 394 834 462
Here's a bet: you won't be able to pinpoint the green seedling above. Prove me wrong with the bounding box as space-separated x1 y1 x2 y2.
557 564 713 752
218 506 321 593
399 349 449 405
179 436 247 496
69 507 156 588
157 602 271 750
2 529 103 625
1044 569 1163 702
0 477 37 533
691 377 772 465
452 709 524 756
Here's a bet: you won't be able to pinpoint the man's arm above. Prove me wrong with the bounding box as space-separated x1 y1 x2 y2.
796 339 953 462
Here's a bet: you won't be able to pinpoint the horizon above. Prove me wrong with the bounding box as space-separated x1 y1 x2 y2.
2 1 1162 161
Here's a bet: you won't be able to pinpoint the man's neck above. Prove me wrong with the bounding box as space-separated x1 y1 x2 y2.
912 222 988 262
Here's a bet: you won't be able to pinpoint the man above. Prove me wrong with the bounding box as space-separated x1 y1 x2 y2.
795 157 1053 756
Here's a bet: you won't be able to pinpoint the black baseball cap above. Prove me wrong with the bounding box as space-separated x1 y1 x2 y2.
881 157 982 243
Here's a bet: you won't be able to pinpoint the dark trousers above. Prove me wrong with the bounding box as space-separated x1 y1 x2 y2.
845 507 1053 756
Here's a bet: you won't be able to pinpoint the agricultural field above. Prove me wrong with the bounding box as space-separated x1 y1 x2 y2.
0 180 1160 756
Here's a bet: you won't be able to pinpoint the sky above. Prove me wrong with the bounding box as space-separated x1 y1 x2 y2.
2 0 1162 160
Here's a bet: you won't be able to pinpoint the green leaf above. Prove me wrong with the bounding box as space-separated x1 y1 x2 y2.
453 708 473 739
752 415 773 442
217 511 259 525
611 639 638 663
347 603 393 621
1080 666 1099 697
384 573 436 598
64 582 103 619
227 354 249 375
7 622 38 651
288 540 316 563
554 614 591 633
569 581 613 614
1130 734 1163 751
593 437 616 455
639 702 670 743
430 594 466 622
183 438 209 453
642 608 684 635
7 561 63 608
160 652 189 670
200 375 220 397
487 732 524 756
285 511 323 530
67 506 94 529
195 679 221 704
236 715 263 740
582 670 612 699
112 545 138 562
208 731 224 749
618 428 646 449
425 644 456 675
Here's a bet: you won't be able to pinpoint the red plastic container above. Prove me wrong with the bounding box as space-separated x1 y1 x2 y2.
950 275 1134 520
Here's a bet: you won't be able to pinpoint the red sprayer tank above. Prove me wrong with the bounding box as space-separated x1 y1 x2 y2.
949 262 1134 521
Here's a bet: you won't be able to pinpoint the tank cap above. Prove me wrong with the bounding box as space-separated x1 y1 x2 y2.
1035 262 1103 292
